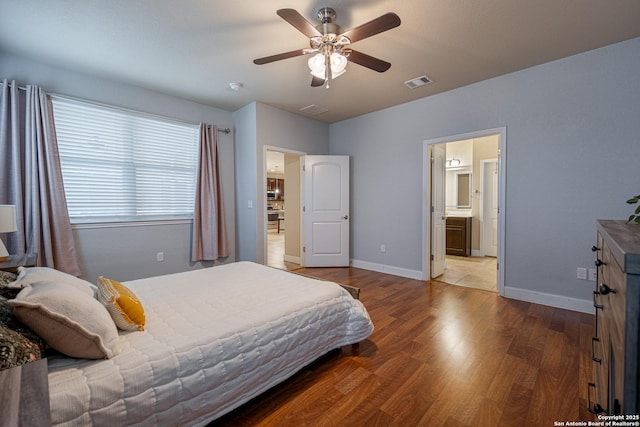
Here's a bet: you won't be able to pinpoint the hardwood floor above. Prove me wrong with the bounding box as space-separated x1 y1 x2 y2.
209 267 595 426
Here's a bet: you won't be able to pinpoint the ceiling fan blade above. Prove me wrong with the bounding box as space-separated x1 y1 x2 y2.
348 49 391 73
340 12 401 44
253 49 306 65
311 76 325 87
277 9 322 38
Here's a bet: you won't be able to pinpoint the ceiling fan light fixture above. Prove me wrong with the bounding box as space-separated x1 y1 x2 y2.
256 8 400 88
308 52 348 80
308 53 326 78
330 52 348 74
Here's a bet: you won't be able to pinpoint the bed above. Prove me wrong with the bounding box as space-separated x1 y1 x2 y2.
3 261 373 426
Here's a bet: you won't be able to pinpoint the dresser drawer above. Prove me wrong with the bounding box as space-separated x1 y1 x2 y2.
600 241 627 347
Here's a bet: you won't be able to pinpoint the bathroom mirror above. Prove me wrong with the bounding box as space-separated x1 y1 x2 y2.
455 172 471 208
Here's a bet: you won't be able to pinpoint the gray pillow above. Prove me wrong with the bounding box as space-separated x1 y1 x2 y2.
8 281 121 359
9 266 97 297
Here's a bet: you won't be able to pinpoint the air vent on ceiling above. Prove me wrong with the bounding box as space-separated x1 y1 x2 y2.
404 75 432 89
299 104 328 115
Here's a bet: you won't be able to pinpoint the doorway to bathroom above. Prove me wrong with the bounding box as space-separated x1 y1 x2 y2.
423 128 506 294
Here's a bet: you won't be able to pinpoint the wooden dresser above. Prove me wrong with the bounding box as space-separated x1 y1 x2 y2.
589 220 640 415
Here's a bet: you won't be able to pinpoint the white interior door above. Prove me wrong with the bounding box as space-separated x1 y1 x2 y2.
431 144 446 277
302 155 350 267
482 160 498 257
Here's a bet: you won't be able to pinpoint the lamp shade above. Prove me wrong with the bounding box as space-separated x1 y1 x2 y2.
0 205 17 233
0 205 16 261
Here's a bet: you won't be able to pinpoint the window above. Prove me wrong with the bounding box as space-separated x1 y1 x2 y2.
52 97 199 224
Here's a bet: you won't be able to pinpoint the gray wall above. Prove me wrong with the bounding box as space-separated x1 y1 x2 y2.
255 103 330 263
0 51 236 282
329 37 640 309
233 102 329 263
232 102 258 262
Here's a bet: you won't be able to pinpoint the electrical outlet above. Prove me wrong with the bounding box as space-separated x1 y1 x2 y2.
157 252 164 262
380 244 386 253
588 269 597 281
577 267 587 280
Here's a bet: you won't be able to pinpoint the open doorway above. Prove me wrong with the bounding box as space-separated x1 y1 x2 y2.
423 128 506 295
265 148 303 271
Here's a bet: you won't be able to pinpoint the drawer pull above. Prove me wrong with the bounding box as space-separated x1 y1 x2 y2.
594 259 605 267
599 284 616 295
591 337 601 363
587 382 605 414
591 245 600 252
593 291 603 310
613 399 621 415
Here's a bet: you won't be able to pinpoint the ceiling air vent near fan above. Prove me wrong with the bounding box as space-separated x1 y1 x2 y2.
299 104 329 115
404 75 432 89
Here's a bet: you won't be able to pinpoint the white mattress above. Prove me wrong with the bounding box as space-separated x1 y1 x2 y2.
47 262 373 426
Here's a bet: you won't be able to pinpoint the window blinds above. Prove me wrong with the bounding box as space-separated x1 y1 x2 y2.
51 97 199 224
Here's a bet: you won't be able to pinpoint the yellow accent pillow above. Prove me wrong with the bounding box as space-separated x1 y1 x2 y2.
97 276 145 331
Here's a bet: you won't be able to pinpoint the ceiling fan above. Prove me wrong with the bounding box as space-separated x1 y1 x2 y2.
253 7 401 88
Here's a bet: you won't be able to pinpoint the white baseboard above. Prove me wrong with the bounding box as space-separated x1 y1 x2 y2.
471 249 483 257
503 286 594 314
349 259 594 314
284 254 301 264
350 259 423 281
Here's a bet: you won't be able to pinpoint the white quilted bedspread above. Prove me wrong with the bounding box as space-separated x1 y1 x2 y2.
47 262 373 426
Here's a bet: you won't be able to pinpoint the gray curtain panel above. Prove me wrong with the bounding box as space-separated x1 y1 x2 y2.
0 79 80 275
191 123 229 262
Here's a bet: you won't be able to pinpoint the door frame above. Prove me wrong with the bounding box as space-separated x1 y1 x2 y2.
422 127 507 296
262 145 306 266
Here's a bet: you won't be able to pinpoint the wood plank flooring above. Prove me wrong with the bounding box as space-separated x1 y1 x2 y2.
208 267 595 426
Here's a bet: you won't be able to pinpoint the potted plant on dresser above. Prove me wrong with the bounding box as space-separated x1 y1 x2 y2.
627 193 640 224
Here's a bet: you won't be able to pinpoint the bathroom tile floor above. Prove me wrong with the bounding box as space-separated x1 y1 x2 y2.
267 229 300 271
438 255 497 292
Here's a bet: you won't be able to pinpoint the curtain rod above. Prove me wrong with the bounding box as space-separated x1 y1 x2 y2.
1 81 231 134
0 81 26 91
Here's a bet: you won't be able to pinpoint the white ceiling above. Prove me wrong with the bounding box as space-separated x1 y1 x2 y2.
1 1 639 124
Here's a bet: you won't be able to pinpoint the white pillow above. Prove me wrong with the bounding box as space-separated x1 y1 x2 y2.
9 266 97 296
8 281 121 359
